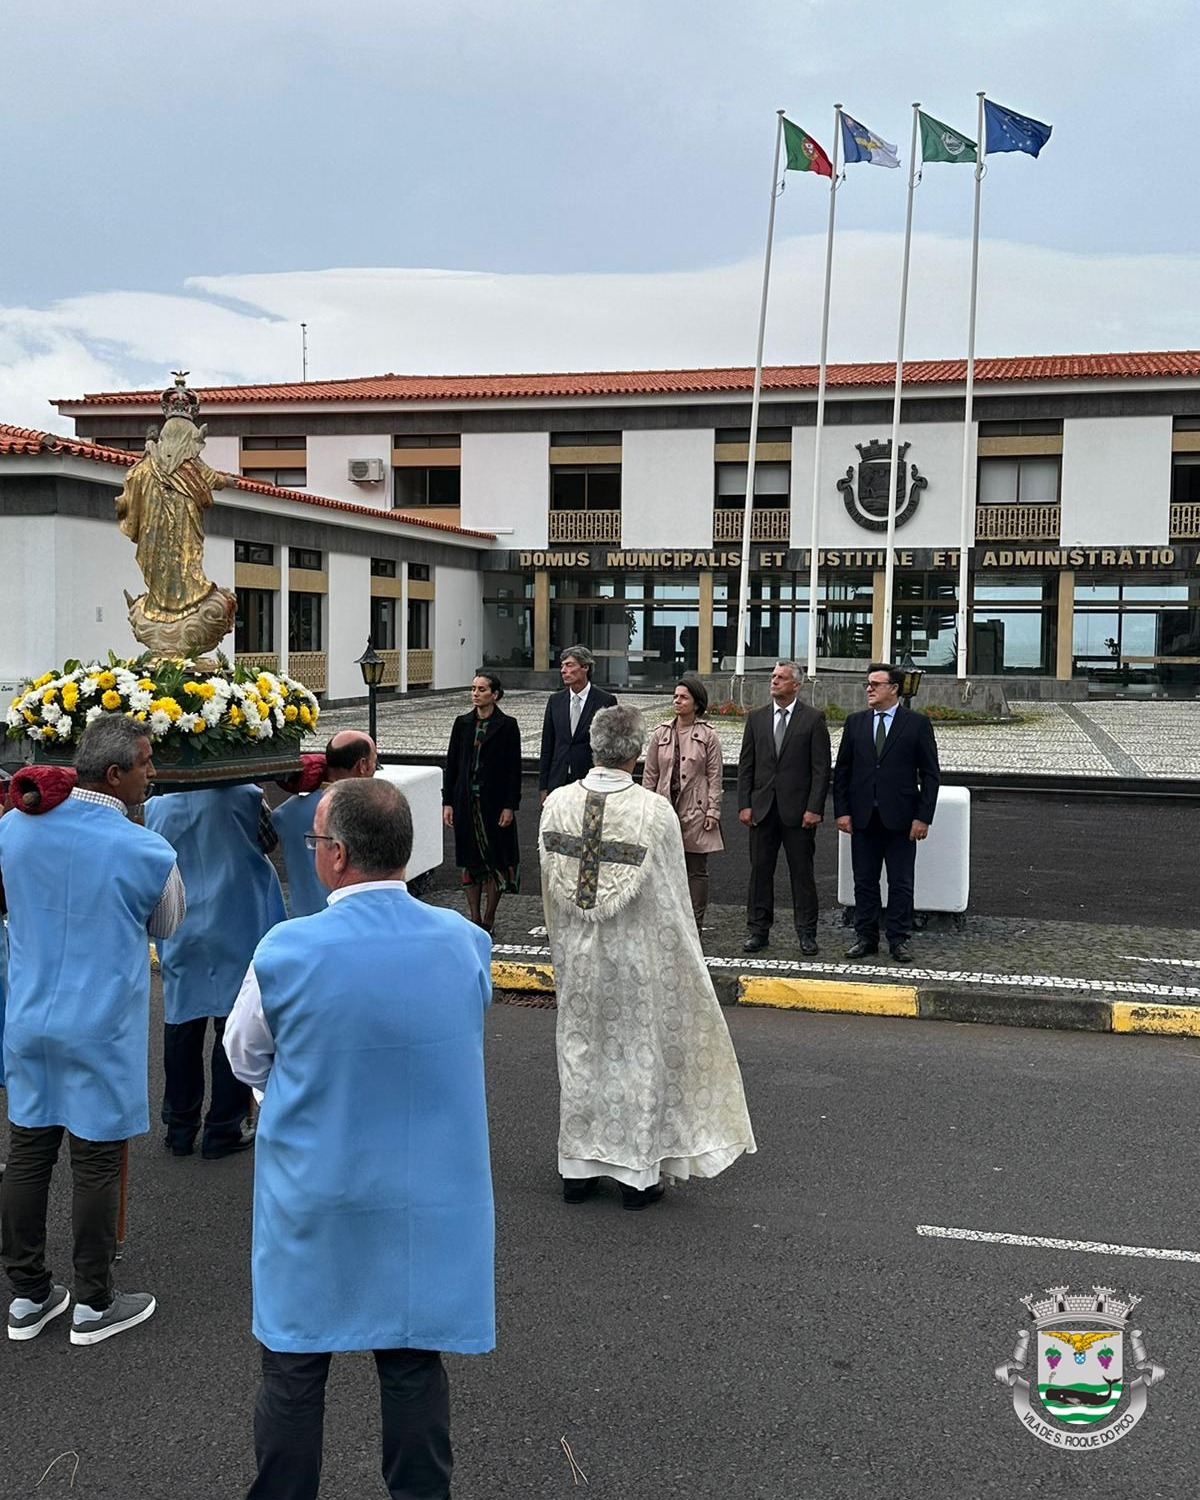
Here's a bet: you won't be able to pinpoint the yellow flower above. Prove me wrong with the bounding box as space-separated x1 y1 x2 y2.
150 696 183 722
227 704 244 727
32 672 54 689
256 675 273 697
23 709 36 724
95 670 117 690
61 683 79 711
298 706 312 727
137 678 155 691
101 690 122 710
284 704 298 722
42 688 58 704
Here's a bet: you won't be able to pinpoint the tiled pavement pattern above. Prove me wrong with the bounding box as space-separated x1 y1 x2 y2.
318 691 1200 782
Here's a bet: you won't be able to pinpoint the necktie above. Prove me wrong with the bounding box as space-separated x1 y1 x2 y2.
875 712 887 757
570 693 582 735
774 707 787 753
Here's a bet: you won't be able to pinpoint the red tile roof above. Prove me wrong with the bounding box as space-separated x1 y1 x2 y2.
54 350 1200 409
0 423 495 541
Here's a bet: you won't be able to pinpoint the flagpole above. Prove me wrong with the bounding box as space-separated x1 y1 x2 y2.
955 91 986 679
881 103 921 659
805 105 843 681
734 110 786 687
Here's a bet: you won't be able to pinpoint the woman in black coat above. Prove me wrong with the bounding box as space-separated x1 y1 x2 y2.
442 671 522 934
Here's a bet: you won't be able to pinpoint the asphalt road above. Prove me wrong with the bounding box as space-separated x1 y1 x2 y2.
485 784 1196 929
3 1004 1199 1499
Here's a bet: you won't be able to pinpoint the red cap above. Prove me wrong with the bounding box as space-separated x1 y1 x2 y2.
276 752 326 795
7 765 78 814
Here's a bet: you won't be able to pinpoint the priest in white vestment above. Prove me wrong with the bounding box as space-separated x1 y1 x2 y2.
540 704 756 1210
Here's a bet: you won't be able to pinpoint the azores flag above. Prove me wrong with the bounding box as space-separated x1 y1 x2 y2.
840 112 900 169
984 99 1052 157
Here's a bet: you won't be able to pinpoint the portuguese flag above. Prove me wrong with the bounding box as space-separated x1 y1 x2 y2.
782 118 833 177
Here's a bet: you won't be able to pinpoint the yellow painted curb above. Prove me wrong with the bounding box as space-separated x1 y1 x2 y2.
1111 1001 1200 1036
738 976 919 1018
492 959 556 994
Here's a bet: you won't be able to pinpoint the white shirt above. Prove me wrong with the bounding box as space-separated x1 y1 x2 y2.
874 704 898 738
569 682 591 726
224 879 407 1096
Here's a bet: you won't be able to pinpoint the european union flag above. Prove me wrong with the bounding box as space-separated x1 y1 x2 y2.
984 99 1052 158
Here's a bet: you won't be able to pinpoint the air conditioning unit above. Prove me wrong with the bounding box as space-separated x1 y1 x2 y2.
348 458 386 483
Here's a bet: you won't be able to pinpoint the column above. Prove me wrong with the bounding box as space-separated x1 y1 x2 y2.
399 562 409 695
871 568 887 661
533 569 550 671
697 570 714 675
1055 569 1075 680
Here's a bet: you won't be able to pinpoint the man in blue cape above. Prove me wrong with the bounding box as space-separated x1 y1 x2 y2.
0 716 185 1345
225 777 494 1499
145 784 286 1158
271 730 376 917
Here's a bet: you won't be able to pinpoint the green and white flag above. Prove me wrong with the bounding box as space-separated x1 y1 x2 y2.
918 110 977 165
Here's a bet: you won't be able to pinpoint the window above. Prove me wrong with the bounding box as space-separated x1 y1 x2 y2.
242 468 307 488
550 431 621 447
93 432 150 453
242 435 307 450
235 589 274 652
977 456 1060 503
235 540 275 565
978 419 1062 436
289 548 323 571
394 433 461 448
288 593 323 652
715 461 791 508
370 596 397 650
394 467 461 507
715 427 791 444
370 557 397 577
1171 455 1200 504
409 563 431 582
408 598 430 649
1172 417 1200 431
550 465 621 510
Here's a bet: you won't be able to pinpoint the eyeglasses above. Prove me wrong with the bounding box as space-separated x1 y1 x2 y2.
303 833 338 852
864 680 892 690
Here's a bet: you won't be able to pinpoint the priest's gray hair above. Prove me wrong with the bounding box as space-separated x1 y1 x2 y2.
75 714 150 781
589 705 645 768
325 778 413 876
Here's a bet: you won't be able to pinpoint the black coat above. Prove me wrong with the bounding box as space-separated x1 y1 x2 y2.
443 706 522 872
737 700 832 827
538 686 618 793
832 705 940 832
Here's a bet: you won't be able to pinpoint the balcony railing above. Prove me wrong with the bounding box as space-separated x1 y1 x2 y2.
234 652 280 676
407 649 434 685
378 649 401 688
712 508 791 543
288 651 327 693
975 503 1061 542
548 509 621 543
1170 502 1200 539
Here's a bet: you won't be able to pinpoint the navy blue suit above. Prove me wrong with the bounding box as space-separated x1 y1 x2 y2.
538 685 617 794
832 705 940 948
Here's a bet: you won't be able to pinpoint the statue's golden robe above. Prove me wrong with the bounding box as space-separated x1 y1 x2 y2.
116 455 225 620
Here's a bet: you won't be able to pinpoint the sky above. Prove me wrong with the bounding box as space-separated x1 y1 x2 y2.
1 0 1196 431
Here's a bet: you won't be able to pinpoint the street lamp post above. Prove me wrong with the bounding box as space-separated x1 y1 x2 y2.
356 638 384 743
899 650 923 709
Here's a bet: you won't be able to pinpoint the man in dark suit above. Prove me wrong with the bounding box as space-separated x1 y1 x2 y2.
737 662 832 955
538 644 618 803
833 662 941 963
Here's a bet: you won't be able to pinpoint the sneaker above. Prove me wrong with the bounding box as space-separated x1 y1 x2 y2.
8 1284 70 1341
70 1291 157 1346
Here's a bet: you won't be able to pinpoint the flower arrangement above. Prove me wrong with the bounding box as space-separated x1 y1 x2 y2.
5 652 319 758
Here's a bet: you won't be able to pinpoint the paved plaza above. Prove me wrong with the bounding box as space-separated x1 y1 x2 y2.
318 691 1200 782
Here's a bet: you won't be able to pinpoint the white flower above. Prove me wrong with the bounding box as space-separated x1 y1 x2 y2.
43 702 62 724
129 689 153 712
201 702 222 727
149 709 173 736
55 716 73 739
85 705 105 725
179 713 204 733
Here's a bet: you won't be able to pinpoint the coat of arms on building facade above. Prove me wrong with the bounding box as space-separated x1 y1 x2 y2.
995 1285 1164 1449
837 438 927 531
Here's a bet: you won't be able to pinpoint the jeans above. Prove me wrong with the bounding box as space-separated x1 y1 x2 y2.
162 1015 249 1153
248 1344 452 1500
0 1124 122 1309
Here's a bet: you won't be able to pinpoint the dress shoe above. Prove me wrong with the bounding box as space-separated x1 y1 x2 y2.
620 1182 666 1212
743 933 769 953
562 1176 599 1204
163 1133 195 1158
798 933 819 957
844 939 879 959
201 1128 255 1161
890 942 915 963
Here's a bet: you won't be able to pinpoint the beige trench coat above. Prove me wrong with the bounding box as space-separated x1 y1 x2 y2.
642 720 724 854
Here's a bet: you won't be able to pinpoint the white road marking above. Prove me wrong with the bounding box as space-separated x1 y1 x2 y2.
1119 954 1200 969
916 1224 1200 1263
491 943 1200 1001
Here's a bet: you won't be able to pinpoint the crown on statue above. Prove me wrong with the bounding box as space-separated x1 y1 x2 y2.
1020 1285 1142 1323
161 370 200 424
855 439 908 464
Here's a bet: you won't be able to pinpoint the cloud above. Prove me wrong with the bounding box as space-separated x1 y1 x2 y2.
3 233 1199 432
